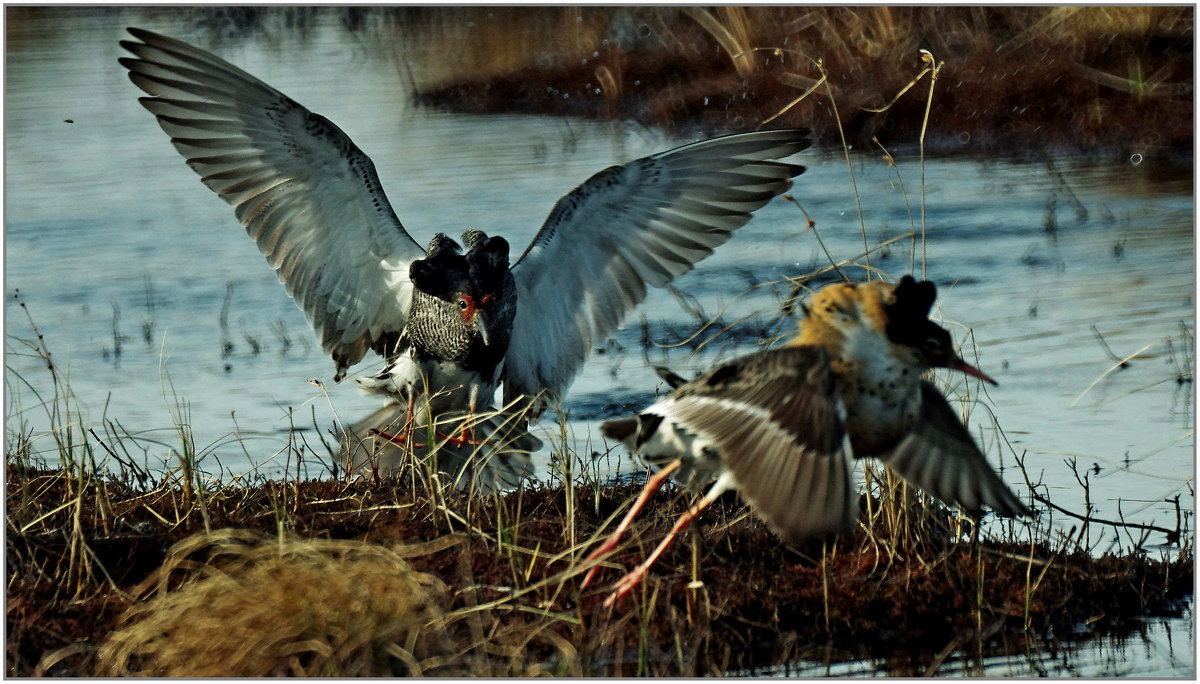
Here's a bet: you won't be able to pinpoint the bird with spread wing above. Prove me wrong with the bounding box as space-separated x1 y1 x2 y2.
119 27 811 489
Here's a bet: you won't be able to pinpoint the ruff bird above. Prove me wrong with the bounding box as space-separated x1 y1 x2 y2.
353 231 517 433
583 276 1031 605
346 231 537 490
119 28 810 486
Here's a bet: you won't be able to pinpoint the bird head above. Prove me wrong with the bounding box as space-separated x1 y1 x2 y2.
465 233 509 295
882 276 997 385
424 232 462 258
409 233 512 348
795 276 996 385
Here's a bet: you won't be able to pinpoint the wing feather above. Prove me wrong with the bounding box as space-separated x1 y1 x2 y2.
661 347 858 543
121 28 424 377
505 129 810 409
879 382 1031 517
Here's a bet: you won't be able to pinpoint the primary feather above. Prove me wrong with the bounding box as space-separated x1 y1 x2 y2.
120 28 810 448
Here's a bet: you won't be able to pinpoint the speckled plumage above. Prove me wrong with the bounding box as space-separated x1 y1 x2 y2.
348 233 530 489
586 276 1031 604
404 275 515 380
357 231 516 418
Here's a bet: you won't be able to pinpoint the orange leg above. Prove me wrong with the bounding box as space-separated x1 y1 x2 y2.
373 392 427 448
579 459 682 590
461 390 477 446
375 388 495 450
377 418 489 449
440 430 488 447
404 391 418 446
442 401 483 448
602 473 734 608
373 429 426 450
437 387 491 448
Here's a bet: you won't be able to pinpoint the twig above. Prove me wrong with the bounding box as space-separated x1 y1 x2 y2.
781 195 847 282
917 49 942 280
1026 490 1179 545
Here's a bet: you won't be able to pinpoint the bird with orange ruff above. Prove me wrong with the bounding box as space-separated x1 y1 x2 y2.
585 276 1031 605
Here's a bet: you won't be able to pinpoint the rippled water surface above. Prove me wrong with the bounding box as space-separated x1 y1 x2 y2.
5 9 1194 677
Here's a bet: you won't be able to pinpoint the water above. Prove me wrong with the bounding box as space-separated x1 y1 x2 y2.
4 8 1194 676
744 603 1195 677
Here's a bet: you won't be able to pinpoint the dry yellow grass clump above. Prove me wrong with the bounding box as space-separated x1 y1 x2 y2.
96 530 450 677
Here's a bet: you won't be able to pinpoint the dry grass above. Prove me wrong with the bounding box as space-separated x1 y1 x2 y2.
400 6 1192 157
7 293 1189 677
95 530 450 677
8 135 1192 679
7 430 1192 676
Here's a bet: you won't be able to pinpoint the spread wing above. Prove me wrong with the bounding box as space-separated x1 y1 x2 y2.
880 381 1031 517
659 347 858 543
504 129 810 409
120 28 425 378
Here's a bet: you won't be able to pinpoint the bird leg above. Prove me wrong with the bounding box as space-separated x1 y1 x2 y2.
374 385 492 449
579 459 682 590
403 390 419 447
373 391 427 448
602 472 733 608
460 384 481 446
438 383 489 448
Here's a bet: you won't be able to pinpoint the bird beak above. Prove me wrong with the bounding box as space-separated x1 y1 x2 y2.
948 357 997 385
473 310 490 346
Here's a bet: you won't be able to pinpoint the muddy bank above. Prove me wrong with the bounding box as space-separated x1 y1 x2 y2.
11 5 1188 160
7 464 1191 676
400 6 1192 163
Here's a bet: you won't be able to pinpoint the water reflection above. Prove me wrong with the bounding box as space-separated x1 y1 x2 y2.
737 601 1194 677
7 6 1192 521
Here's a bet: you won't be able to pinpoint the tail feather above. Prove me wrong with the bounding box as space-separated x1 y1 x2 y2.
342 403 540 493
600 416 639 446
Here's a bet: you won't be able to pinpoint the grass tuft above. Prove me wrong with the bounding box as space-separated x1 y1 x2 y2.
95 530 451 677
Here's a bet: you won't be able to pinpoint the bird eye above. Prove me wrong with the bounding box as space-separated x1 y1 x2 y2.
458 299 469 310
923 336 942 351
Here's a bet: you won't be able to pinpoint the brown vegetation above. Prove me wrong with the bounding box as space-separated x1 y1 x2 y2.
95 531 450 677
7 455 1191 676
6 209 1194 677
405 6 1192 161
4 9 1194 673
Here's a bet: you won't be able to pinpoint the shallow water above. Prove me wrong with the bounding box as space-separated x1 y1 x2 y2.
4 8 1195 676
742 602 1195 677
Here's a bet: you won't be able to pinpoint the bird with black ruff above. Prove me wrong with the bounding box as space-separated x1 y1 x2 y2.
119 27 812 489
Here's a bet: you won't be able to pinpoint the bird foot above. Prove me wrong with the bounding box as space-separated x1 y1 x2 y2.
439 426 489 448
372 428 427 450
374 427 491 449
602 567 647 608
